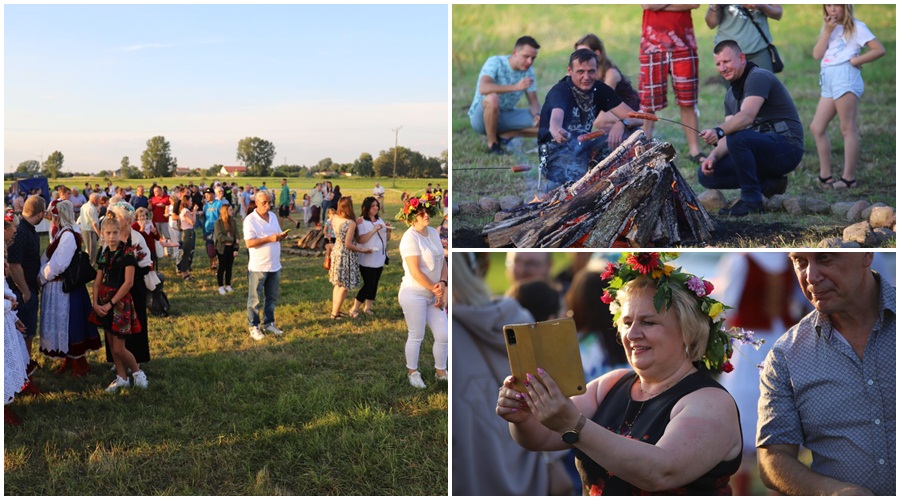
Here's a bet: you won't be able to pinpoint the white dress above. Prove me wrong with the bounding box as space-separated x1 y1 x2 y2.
5 281 30 404
39 229 77 355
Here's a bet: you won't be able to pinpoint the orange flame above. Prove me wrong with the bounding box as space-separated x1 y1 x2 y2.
686 202 699 211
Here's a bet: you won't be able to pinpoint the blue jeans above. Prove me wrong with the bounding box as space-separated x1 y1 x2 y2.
697 130 803 204
469 103 534 135
247 270 280 328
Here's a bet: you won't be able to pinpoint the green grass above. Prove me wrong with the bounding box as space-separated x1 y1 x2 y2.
452 4 896 247
4 198 447 495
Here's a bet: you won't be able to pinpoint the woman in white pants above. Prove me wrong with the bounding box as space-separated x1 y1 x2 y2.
397 195 447 389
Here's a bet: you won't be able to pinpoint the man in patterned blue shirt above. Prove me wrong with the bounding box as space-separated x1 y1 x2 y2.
468 36 542 155
757 252 895 495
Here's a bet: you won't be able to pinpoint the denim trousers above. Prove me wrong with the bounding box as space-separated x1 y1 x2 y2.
697 130 803 204
177 228 195 273
247 269 280 327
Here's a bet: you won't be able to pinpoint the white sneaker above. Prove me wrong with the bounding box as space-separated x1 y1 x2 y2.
225 285 233 293
264 323 283 335
250 326 265 341
218 286 227 295
436 371 448 381
132 370 149 389
408 371 426 389
105 376 131 393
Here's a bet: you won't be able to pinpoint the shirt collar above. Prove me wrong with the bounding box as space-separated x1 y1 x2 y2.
813 271 895 339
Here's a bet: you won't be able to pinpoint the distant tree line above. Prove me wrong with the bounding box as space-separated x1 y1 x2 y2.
12 135 446 179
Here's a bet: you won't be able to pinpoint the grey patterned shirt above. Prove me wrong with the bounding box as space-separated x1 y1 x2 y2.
757 272 895 495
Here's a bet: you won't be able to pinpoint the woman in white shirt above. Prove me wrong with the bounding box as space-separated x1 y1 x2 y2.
38 200 101 376
397 195 447 389
349 197 392 317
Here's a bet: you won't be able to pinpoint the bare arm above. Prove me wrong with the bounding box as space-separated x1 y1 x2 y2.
245 233 282 248
851 38 886 69
342 221 370 253
645 4 698 11
755 4 783 20
548 108 569 143
7 263 31 302
813 15 838 59
479 74 533 96
705 4 723 28
526 91 541 125
758 444 873 495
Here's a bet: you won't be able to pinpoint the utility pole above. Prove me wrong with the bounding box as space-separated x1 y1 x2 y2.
391 126 402 188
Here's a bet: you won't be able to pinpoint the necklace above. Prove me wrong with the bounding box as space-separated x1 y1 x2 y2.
620 399 647 437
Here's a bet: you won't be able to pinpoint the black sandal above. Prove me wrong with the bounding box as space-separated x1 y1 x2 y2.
832 177 857 190
818 175 835 188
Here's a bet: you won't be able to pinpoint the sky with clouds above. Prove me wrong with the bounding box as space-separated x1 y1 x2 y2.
4 4 448 173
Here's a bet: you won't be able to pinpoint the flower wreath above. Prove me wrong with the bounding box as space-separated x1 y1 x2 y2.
601 252 763 374
396 192 442 226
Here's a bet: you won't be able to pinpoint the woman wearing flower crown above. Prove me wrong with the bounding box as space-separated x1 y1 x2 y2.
396 193 447 389
497 252 754 495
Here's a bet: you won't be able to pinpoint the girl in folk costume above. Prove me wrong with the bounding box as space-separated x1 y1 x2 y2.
89 212 149 392
5 210 31 425
38 200 101 376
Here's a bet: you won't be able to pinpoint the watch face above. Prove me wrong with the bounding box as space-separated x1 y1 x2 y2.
716 128 725 138
562 431 579 444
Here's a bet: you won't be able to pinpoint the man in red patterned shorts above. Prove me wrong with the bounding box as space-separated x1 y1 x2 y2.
639 4 705 164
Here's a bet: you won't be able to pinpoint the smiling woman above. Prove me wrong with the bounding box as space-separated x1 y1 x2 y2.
496 252 749 495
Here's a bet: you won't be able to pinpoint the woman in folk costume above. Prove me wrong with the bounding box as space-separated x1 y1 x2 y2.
5 210 31 425
38 200 102 376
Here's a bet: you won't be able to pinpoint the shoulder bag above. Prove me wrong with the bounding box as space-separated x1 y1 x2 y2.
62 233 96 293
740 6 783 73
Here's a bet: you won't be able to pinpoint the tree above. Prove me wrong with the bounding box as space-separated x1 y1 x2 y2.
141 136 177 177
207 164 223 176
373 147 411 177
236 137 276 176
41 151 64 179
119 156 141 179
16 160 40 176
315 157 333 173
353 152 374 177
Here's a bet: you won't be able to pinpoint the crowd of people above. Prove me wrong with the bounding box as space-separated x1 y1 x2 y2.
4 178 449 425
453 251 894 496
467 5 885 215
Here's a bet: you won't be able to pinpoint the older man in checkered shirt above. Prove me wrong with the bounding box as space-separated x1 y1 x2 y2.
757 252 895 495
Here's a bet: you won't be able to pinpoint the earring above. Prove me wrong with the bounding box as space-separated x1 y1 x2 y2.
685 346 690 358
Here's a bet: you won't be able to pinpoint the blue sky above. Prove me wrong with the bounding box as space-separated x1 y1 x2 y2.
4 4 448 173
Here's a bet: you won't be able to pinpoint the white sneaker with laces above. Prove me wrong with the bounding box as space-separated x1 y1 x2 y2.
225 285 233 293
264 323 283 335
218 286 227 295
408 371 426 389
250 326 265 341
132 370 149 389
105 376 131 393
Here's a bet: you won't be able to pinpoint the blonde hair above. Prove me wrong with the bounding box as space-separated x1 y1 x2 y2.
823 4 856 39
101 211 121 231
451 253 493 307
134 207 151 221
614 275 711 362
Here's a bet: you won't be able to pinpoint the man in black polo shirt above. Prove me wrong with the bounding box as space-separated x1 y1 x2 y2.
698 40 803 217
6 195 45 368
538 49 644 188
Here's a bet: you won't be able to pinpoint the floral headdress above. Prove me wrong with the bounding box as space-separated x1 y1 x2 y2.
601 252 763 374
396 192 442 226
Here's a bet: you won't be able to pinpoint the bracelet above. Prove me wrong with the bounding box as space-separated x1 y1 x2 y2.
439 280 448 286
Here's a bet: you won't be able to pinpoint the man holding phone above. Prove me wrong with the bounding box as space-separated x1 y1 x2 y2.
244 190 287 340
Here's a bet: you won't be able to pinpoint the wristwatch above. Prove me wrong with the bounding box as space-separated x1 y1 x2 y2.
621 119 631 128
561 414 587 444
715 127 726 139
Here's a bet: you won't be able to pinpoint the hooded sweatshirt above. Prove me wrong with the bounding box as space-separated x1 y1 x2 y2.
452 298 555 495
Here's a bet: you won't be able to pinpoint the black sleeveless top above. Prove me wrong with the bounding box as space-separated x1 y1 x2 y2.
575 371 742 495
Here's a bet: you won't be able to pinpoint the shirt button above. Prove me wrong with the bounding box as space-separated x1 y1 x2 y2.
868 379 874 385
879 459 885 465
875 419 881 425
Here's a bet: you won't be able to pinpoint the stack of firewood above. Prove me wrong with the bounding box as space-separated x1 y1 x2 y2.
482 130 714 248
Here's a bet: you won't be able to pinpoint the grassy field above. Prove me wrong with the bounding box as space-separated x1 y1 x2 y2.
452 4 896 247
3 195 448 495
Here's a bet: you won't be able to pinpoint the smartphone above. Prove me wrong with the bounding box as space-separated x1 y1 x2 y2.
504 317 586 397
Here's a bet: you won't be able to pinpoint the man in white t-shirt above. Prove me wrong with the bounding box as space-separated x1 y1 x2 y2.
372 182 386 214
243 190 288 340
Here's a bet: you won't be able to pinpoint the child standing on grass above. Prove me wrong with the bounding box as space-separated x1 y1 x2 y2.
89 213 148 393
810 4 885 190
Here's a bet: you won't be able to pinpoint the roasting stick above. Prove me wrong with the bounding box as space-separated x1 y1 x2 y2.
628 111 704 135
455 165 532 172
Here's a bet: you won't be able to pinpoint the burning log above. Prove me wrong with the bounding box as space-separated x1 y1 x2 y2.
482 130 714 248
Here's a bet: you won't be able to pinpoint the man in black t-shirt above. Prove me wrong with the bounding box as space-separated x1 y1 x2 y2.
698 40 803 217
538 49 644 187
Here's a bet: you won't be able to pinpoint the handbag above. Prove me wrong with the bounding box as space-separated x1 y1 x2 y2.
323 248 331 270
377 231 389 266
143 270 161 292
62 246 96 293
740 6 783 73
